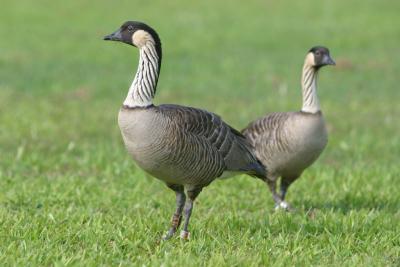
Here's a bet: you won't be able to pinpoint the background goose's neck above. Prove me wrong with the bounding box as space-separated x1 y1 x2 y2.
123 41 161 108
301 63 320 114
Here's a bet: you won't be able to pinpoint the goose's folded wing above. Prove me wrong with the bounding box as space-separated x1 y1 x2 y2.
159 104 265 176
242 112 292 154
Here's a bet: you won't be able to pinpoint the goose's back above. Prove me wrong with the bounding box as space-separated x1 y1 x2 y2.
118 104 264 187
242 111 327 177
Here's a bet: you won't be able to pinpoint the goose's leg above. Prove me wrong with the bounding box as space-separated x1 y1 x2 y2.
279 177 298 211
180 187 202 240
266 178 284 210
163 184 186 240
280 179 292 201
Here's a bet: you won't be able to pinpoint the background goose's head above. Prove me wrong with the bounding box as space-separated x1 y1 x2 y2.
104 21 161 51
307 46 335 69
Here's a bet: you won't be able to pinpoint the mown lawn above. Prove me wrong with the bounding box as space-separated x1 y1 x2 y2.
0 0 399 266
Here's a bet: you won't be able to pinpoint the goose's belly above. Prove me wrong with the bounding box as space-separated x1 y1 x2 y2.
117 109 218 186
279 138 327 177
124 142 183 184
264 119 328 177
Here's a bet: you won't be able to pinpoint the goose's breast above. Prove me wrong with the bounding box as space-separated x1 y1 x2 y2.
295 114 328 151
282 114 328 173
118 109 171 175
118 108 214 185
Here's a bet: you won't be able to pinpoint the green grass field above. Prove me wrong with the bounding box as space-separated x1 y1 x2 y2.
1 0 399 265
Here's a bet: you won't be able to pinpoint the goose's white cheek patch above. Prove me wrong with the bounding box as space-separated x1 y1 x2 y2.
132 30 155 47
305 53 315 66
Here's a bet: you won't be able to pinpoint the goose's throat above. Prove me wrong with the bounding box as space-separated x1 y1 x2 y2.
301 66 320 114
124 42 160 108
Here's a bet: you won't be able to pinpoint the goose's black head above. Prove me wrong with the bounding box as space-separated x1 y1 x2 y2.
308 46 335 68
104 21 162 58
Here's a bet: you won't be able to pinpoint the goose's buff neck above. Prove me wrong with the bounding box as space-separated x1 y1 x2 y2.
301 53 320 114
124 30 162 108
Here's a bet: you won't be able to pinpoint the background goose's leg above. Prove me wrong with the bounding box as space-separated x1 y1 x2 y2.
163 184 186 240
265 178 283 210
180 187 202 240
279 177 297 211
280 179 292 201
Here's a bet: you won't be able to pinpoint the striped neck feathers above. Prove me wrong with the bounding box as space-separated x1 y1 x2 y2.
301 53 320 114
124 30 162 108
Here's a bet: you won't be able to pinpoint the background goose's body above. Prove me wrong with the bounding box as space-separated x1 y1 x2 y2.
243 111 327 182
242 47 335 209
105 21 265 239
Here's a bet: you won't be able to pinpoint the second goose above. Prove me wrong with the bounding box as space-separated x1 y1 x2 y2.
242 46 335 210
104 21 266 240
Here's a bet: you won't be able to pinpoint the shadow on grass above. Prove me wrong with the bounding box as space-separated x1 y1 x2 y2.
300 193 399 214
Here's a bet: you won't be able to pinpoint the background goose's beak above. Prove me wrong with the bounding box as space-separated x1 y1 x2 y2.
103 29 122 41
325 55 336 66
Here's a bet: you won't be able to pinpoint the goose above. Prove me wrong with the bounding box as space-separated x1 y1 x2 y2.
242 46 335 210
103 21 266 240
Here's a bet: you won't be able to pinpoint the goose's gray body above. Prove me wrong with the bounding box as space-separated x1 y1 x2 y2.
119 104 263 191
242 46 334 209
243 111 327 181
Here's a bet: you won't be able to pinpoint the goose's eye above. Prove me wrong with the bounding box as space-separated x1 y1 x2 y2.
315 51 321 56
127 25 134 32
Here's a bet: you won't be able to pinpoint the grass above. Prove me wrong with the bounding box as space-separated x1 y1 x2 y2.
1 0 399 265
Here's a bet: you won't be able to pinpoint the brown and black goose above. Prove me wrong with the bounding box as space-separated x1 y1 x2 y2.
104 21 265 239
242 46 335 210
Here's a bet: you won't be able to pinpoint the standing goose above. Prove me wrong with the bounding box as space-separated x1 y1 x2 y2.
242 46 335 210
104 21 266 239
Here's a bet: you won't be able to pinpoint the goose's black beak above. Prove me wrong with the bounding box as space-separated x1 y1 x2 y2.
324 55 336 66
104 29 122 41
